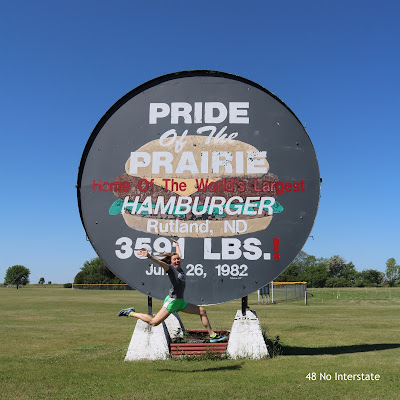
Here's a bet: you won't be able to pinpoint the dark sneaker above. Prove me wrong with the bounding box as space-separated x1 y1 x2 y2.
118 307 135 317
210 333 226 343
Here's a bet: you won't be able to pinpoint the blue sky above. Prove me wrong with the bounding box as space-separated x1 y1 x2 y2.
1 0 399 284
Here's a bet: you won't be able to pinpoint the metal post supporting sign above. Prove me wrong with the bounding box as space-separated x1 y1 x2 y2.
241 296 248 316
147 296 152 316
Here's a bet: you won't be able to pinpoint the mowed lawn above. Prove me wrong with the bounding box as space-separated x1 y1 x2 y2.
0 286 399 400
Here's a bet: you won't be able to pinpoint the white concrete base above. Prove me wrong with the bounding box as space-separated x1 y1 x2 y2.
124 319 170 361
164 312 185 340
226 310 269 360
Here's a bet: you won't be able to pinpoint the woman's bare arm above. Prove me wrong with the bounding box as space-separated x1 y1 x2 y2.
137 249 170 271
171 238 181 258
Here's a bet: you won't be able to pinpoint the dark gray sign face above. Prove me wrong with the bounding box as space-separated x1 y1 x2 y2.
77 71 320 305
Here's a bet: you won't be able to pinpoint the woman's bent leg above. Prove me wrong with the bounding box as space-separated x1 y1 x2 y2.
181 303 215 336
129 307 171 327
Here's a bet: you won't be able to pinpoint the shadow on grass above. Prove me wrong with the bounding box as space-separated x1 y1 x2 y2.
283 343 400 356
157 363 244 373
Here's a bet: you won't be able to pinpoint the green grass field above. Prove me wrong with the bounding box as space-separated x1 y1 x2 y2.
1 286 399 400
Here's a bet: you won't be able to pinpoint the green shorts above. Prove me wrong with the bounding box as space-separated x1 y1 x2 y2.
163 295 189 313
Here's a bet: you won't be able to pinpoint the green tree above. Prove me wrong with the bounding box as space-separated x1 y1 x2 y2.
278 251 367 288
276 263 302 282
291 251 325 270
341 262 358 285
4 265 30 289
327 255 346 278
326 256 358 286
385 258 399 287
355 269 384 287
277 251 328 284
326 276 353 287
367 269 385 285
74 271 85 284
301 263 329 287
74 257 124 284
38 277 45 284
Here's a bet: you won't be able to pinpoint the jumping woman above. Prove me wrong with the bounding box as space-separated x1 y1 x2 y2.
118 239 226 343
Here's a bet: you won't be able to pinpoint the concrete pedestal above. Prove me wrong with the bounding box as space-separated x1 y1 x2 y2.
164 312 185 340
226 310 269 359
124 319 170 361
124 313 186 361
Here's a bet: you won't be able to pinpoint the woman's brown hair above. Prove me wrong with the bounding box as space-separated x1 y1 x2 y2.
159 252 179 265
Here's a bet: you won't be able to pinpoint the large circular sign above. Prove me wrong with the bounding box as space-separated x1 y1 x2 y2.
77 71 320 305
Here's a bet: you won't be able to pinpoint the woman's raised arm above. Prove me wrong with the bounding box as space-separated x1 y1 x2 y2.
137 249 170 271
171 238 181 258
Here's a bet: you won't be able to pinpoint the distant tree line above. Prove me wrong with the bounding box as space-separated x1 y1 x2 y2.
276 251 399 287
73 257 124 284
3 254 399 289
73 254 399 289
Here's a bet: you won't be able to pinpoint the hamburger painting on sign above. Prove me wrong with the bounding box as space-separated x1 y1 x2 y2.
77 71 320 305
